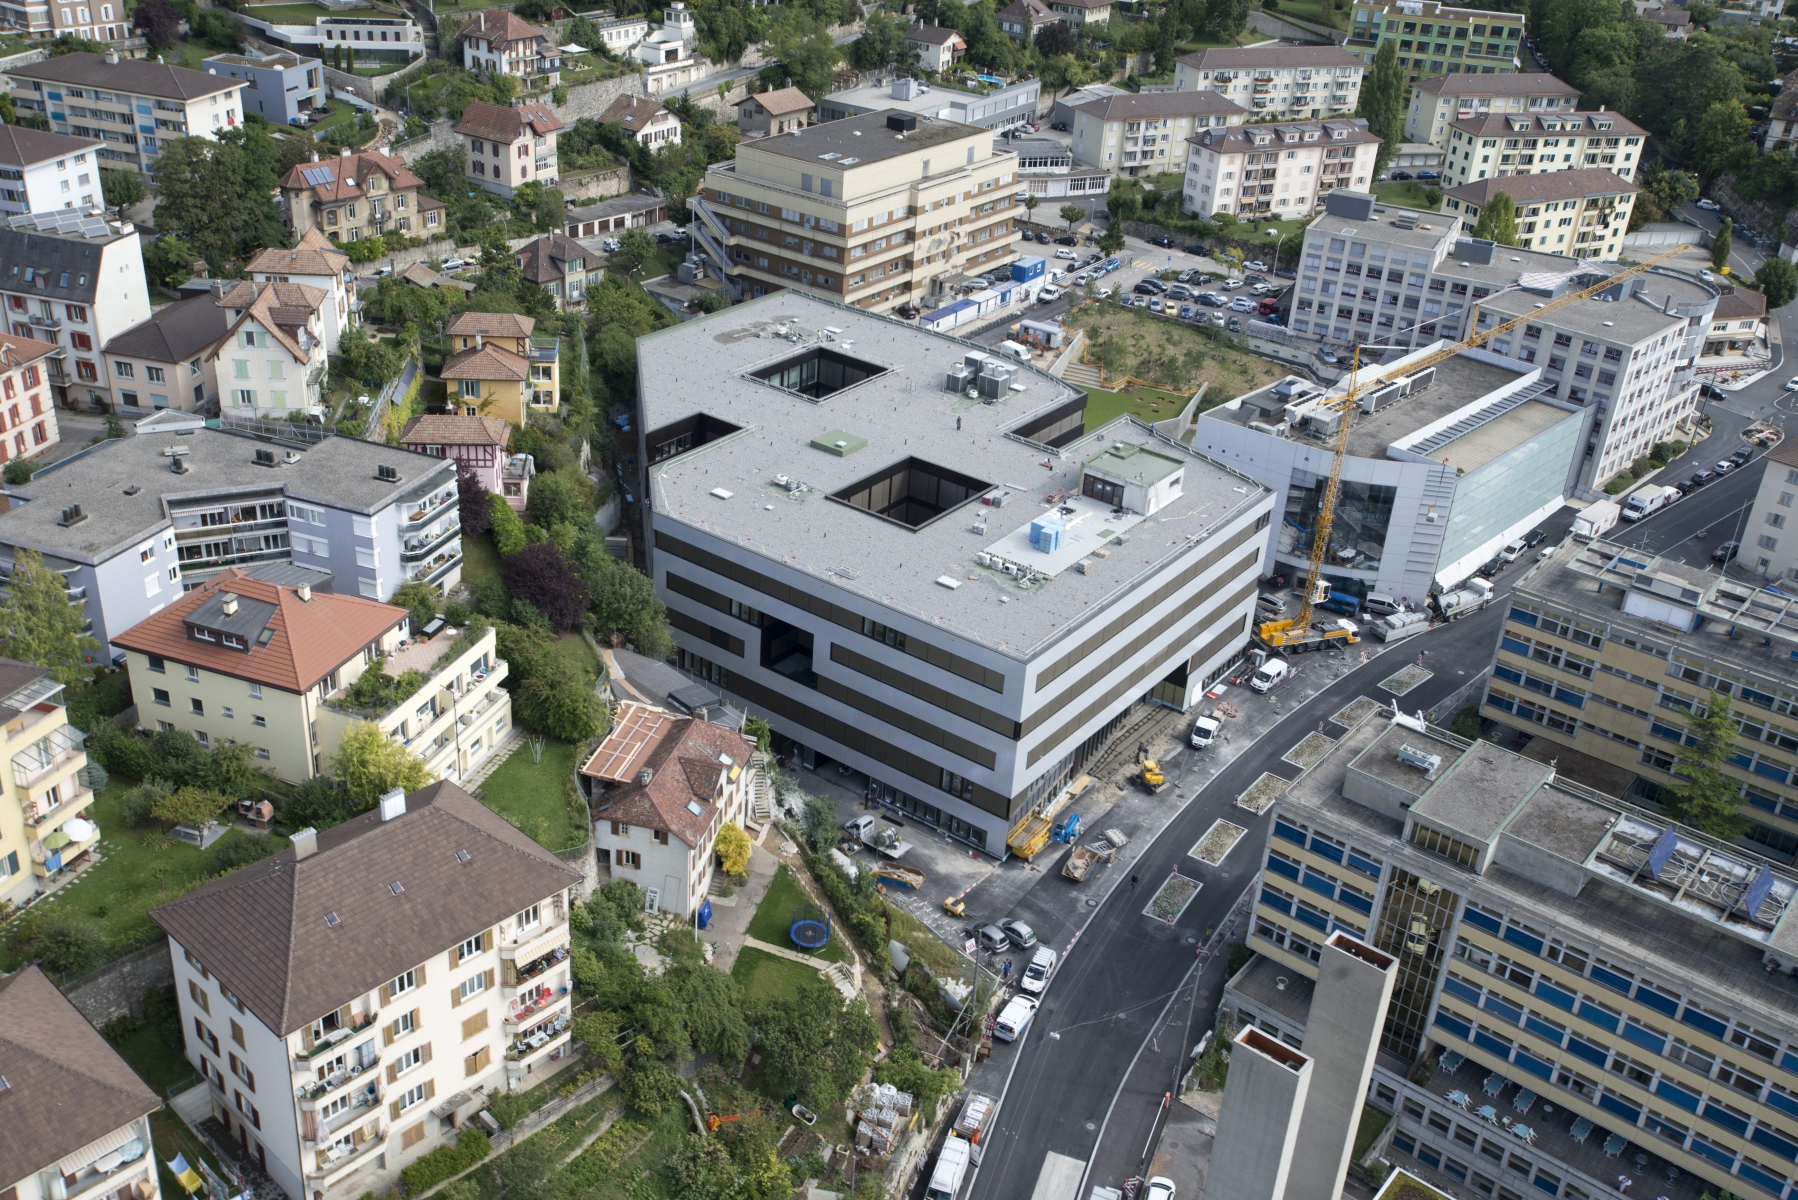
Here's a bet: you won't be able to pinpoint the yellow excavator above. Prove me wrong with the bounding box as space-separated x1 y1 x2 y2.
1257 245 1690 653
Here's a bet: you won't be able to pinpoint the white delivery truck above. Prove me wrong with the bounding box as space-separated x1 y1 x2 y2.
1621 484 1677 522
1572 499 1622 540
1191 714 1222 748
1433 577 1495 621
925 1136 973 1200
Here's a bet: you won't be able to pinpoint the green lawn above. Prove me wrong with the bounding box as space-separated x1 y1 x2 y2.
244 1 345 21
745 863 845 962
552 631 601 686
1262 0 1350 30
474 738 586 851
1353 1104 1391 1159
1082 385 1194 430
462 529 502 586
1373 181 1443 210
730 945 827 1004
308 97 362 139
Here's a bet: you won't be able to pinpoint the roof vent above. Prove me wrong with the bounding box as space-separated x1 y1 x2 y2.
455 848 471 864
638 767 654 785
123 484 140 496
324 911 340 928
297 583 312 602
379 787 407 821
254 447 276 466
221 593 239 616
284 450 302 465
377 463 401 482
389 880 405 895
165 445 190 474
1396 743 1443 779
291 826 319 859
57 504 86 527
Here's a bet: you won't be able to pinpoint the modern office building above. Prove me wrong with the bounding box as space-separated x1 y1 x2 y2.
1173 46 1367 121
634 292 1274 854
5 51 246 174
1439 115 1646 188
1405 73 1583 148
818 75 1043 133
1181 117 1380 219
152 782 583 1200
0 428 462 658
1442 170 1640 259
1068 88 1245 177
1349 0 1525 80
1226 701 1798 1200
237 9 424 66
689 109 1023 312
202 51 325 127
0 124 101 216
0 655 96 909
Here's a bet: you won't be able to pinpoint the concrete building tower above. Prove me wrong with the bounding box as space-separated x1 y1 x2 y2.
1207 1027 1314 1200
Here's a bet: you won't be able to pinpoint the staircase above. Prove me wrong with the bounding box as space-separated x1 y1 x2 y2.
825 962 857 1002
747 753 774 826
1061 361 1103 388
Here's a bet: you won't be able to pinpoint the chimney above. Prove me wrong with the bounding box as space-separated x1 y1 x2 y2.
340 146 352 157
297 583 312 602
104 48 118 64
290 827 318 859
379 788 407 821
638 767 654 785
310 150 319 163
476 332 483 348
221 593 239 616
211 280 227 298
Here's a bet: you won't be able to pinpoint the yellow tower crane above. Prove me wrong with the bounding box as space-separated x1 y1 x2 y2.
1257 245 1694 651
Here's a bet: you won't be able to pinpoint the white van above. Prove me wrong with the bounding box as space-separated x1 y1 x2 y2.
1364 593 1401 616
925 1133 973 1200
1191 715 1221 749
1019 946 1058 995
993 994 1039 1041
1249 659 1290 693
998 340 1032 363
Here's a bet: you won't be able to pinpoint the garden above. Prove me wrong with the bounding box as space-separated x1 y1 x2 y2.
1068 301 1290 413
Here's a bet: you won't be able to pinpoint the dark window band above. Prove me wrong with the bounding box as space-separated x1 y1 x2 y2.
668 609 744 657
816 675 998 769
830 642 1021 739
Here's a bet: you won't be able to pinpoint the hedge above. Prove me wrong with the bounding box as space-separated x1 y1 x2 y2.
400 1127 491 1194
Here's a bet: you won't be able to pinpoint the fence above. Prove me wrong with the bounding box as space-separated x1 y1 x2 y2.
215 413 336 443
365 355 420 443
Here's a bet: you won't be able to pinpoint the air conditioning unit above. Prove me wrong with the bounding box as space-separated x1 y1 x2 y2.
1396 743 1443 778
946 363 972 392
254 448 276 466
376 464 401 482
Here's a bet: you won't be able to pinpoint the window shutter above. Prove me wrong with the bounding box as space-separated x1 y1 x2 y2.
380 982 393 1006
462 1010 488 1040
451 985 461 1008
301 1024 316 1052
386 1061 398 1084
478 1045 491 1072
484 968 495 991
389 1096 402 1120
337 1004 352 1027
464 1051 479 1077
424 1079 436 1101
421 1041 432 1064
384 1023 394 1048
410 1007 420 1033
483 929 493 952
415 962 427 985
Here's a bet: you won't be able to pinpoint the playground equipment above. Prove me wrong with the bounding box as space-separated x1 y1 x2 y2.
788 903 832 952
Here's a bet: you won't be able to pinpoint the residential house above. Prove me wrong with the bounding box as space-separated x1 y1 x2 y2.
515 232 599 311
237 10 424 66
277 147 443 245
1439 109 1646 187
0 657 95 910
245 228 356 353
1181 118 1380 218
458 8 559 84
101 293 228 414
1743 439 1798 579
6 51 246 174
997 0 1058 45
45 0 131 41
1643 6 1692 37
1700 285 1769 376
1347 0 1524 81
1404 72 1583 148
597 93 682 149
1070 89 1246 176
634 1 700 94
202 51 325 126
397 262 475 298
455 100 562 201
591 15 649 54
1173 46 1366 120
151 781 582 1200
1767 72 1798 152
904 23 966 72
735 85 815 137
0 332 63 466
0 208 149 412
208 279 329 416
581 701 755 916
399 413 532 512
0 966 164 1200
565 192 668 237
0 124 101 216
1441 168 1639 259
1047 0 1110 27
441 311 557 427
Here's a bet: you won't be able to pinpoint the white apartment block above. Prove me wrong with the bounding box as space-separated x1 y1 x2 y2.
6 51 245 174
1440 110 1645 187
153 784 584 1200
458 8 559 83
1174 46 1366 120
1742 439 1798 579
1182 118 1379 219
1069 89 1245 176
209 279 329 418
0 124 101 216
1405 73 1584 148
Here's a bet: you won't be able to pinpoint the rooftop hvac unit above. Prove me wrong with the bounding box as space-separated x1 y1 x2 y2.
1397 743 1443 778
964 350 993 375
254 447 276 466
1407 367 1436 394
946 363 972 392
977 368 1014 399
1310 408 1343 436
1360 382 1404 413
376 464 401 482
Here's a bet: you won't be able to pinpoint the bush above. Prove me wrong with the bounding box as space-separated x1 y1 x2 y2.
620 1061 682 1113
11 907 106 977
115 778 173 828
210 833 285 872
559 1118 647 1188
486 1089 531 1130
279 775 359 832
4 458 36 484
399 1128 491 1194
1452 704 1482 740
801 852 891 973
468 575 510 619
489 492 528 555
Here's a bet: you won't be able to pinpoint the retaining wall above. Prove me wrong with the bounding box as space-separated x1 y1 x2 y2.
60 938 175 1028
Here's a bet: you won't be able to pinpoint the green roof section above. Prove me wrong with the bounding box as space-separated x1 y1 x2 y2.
1083 441 1184 486
811 429 868 457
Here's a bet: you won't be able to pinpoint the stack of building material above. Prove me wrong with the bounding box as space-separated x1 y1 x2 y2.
853 1083 915 1152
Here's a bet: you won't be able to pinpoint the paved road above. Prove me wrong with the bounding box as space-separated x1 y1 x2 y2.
1676 201 1771 279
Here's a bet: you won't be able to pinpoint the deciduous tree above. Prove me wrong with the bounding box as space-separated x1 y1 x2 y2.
1669 689 1749 837
150 785 234 829
501 542 591 633
0 548 97 686
332 720 431 808
748 977 881 1108
1756 257 1798 310
1357 40 1406 182
1471 191 1518 246
458 461 493 537
1712 218 1733 274
99 169 146 222
1059 203 1084 232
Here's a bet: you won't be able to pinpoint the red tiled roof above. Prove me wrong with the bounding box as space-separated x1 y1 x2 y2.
587 712 752 848
0 332 61 370
277 150 425 208
441 343 529 382
737 86 815 116
400 413 511 446
456 7 549 46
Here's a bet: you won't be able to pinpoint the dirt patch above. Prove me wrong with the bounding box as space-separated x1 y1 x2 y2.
1332 697 1385 727
1235 772 1288 816
1190 819 1247 866
1282 732 1337 770
1380 665 1434 696
1066 301 1285 399
1145 872 1201 923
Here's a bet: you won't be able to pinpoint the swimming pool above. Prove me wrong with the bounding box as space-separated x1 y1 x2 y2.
976 74 1005 85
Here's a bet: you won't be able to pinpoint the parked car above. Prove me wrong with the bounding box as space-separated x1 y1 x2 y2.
1055 235 1079 245
1074 273 1092 286
1417 171 1440 182
1149 236 1175 248
1715 540 1741 563
1228 297 1256 312
1499 538 1526 563
1257 593 1287 615
1019 947 1058 995
1476 557 1505 579
1055 247 1077 260
993 995 1039 1042
1138 277 1169 293
1675 478 1697 496
1038 285 1063 303
1222 278 1244 290
974 924 1009 953
1702 269 1716 283
1732 446 1753 465
1000 918 1037 949
1167 284 1193 301
1318 346 1339 364
1700 382 1728 401
1035 231 1051 244
1227 316 1243 332
894 303 920 319
1274 268 1297 279
1051 121 1070 132
1716 459 1736 473
1524 529 1548 548
1691 468 1716 486
1134 281 1160 296
441 257 470 271
1697 198 1720 211
1178 268 1202 283
1199 292 1226 306
1144 1178 1176 1200
1243 260 1267 272
1121 294 1135 307
1149 297 1165 313
1258 298 1279 314
1096 286 1113 298
1179 303 1194 320
1210 311 1226 326
1391 170 1414 181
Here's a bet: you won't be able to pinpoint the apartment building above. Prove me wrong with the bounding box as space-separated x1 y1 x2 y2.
590 14 649 55
277 148 443 245
1289 193 1710 490
6 51 245 174
1174 45 1366 121
597 93 682 149
514 232 599 311
1743 441 1798 581
0 656 95 909
1047 0 1110 27
1443 170 1640 260
100 293 227 414
455 100 562 201
0 965 164 1200
1349 0 1524 81
207 278 329 417
1225 701 1798 1200
1181 117 1379 218
1069 89 1245 177
0 124 101 217
0 332 63 468
399 414 531 512
246 228 355 354
0 208 150 412
458 8 559 84
1768 74 1798 153
202 51 325 127
581 701 755 916
635 291 1274 854
114 570 505 784
998 0 1057 44
0 429 463 656
0 0 128 39
151 782 582 1200
1702 287 1771 378
689 110 1023 312
238 10 424 66
1406 73 1583 148
634 1 700 95
441 311 557 426
1441 112 1646 187
735 85 814 138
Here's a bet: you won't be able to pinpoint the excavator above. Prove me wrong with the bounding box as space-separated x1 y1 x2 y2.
1256 244 1690 653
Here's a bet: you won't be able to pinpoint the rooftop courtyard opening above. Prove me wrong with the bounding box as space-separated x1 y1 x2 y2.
748 346 889 399
830 457 993 530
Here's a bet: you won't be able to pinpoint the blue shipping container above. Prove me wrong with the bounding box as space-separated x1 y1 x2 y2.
1012 256 1046 282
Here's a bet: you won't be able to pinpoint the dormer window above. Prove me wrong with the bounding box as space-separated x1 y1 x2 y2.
192 626 216 642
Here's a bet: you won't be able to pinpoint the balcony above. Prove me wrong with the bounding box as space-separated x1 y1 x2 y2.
27 312 60 330
306 1122 386 1177
412 550 463 586
500 918 570 969
506 1013 570 1062
296 1049 382 1104
23 781 91 830
504 984 568 1027
62 1163 153 1200
503 945 570 993
317 1082 384 1137
296 1013 379 1062
14 724 84 789
528 337 558 364
401 519 461 563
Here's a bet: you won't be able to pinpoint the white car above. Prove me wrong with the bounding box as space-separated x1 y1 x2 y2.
1222 278 1244 290
602 238 622 252
440 257 468 272
1019 946 1058 995
1243 260 1267 272
1786 377 1798 392
1038 285 1063 303
1698 198 1720 211
1055 247 1077 260
1228 297 1256 312
993 995 1039 1041
1498 538 1526 563
1144 1178 1177 1200
1074 273 1092 286
1701 269 1715 283
1095 286 1113 298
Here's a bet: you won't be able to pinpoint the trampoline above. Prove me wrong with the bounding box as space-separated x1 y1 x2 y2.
789 903 832 951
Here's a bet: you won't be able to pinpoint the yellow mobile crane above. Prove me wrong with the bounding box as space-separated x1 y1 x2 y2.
1257 245 1691 652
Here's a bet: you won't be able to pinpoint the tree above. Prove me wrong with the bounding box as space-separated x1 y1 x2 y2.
1199 0 1251 39
1357 39 1406 182
1757 257 1798 310
132 0 178 46
1669 690 1750 837
1471 191 1518 246
489 493 528 555
502 542 592 633
2 459 34 485
1021 193 1038 225
389 580 441 634
715 822 751 876
149 785 234 829
613 227 657 274
749 977 882 1108
0 547 98 686
143 235 197 288
99 168 147 222
1629 160 1699 227
1687 101 1754 181
458 461 493 537
13 908 104 977
333 719 431 808
1034 21 1076 56
1059 203 1084 233
767 11 841 100
849 9 908 70
588 555 671 657
1713 218 1733 274
337 324 402 385
151 134 286 270
525 470 588 529
1098 223 1125 256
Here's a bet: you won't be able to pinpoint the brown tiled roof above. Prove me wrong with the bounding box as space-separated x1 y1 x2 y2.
1413 72 1580 98
1773 86 1798 124
997 0 1056 23
442 343 530 382
277 150 425 208
454 100 564 143
1445 167 1640 208
516 231 589 285
737 85 815 116
0 966 162 1185
1188 118 1379 153
245 227 350 279
598 93 675 134
1448 110 1646 139
456 7 548 46
399 262 441 286
0 332 62 370
588 713 751 848
905 22 963 44
110 569 405 693
1074 90 1246 121
9 52 239 99
446 311 536 339
0 123 98 166
150 781 582 1035
581 701 676 782
1176 45 1364 71
212 280 327 365
101 294 228 364
1643 8 1691 25
1715 288 1767 321
400 413 510 446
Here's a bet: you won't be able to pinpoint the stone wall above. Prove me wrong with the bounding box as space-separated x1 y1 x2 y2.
60 939 175 1028
1247 9 1347 44
325 64 385 108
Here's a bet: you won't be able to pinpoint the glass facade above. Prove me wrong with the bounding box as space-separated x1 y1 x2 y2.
1439 411 1582 575
1280 470 1397 572
1370 868 1462 1058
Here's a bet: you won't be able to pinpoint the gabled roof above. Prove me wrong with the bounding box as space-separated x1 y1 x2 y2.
442 342 530 382
400 413 510 447
515 231 589 284
585 709 752 848
277 150 426 208
0 124 98 168
456 7 549 46
0 966 162 1186
1188 117 1379 154
0 332 61 370
997 0 1057 23
454 100 564 143
598 93 677 136
1413 72 1580 98
905 22 964 44
150 781 582 1036
211 279 326 365
101 294 229 365
1714 288 1767 321
1074 89 1246 121
737 85 815 116
1643 8 1692 25
1448 110 1646 139
245 227 351 280
9 52 241 99
1445 167 1640 209
446 310 536 339
111 568 404 692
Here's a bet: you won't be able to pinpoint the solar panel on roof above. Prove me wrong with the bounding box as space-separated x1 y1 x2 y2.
1746 866 1777 915
1646 826 1679 878
301 166 335 187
